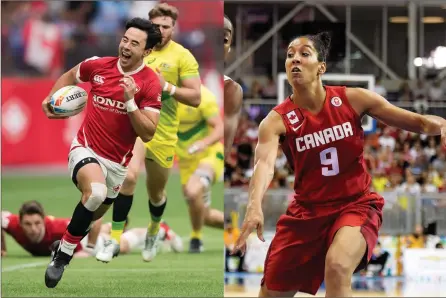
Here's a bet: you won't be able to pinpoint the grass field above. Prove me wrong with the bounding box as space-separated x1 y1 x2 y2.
1 173 224 297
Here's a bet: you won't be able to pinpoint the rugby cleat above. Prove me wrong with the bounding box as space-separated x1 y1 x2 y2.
188 238 204 253
95 239 120 263
142 230 160 262
45 240 73 288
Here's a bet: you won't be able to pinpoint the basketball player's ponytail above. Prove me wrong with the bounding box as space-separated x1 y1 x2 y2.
314 31 331 63
290 31 332 62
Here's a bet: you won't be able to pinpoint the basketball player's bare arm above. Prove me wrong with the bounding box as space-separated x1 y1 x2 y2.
232 111 285 255
224 80 243 157
348 88 446 143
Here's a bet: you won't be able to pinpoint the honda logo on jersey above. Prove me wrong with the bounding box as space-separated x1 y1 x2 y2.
286 110 299 125
92 94 128 115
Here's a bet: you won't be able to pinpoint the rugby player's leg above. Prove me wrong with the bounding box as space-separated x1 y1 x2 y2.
95 154 130 263
183 163 222 253
142 158 170 262
45 148 107 288
83 217 103 254
110 137 145 244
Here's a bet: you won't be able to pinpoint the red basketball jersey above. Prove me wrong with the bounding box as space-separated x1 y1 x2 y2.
274 86 371 204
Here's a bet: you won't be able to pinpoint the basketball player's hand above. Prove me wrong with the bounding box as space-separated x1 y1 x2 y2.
119 75 137 101
232 206 265 256
41 96 69 119
155 67 166 87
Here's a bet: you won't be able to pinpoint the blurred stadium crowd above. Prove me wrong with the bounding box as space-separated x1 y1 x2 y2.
1 1 220 78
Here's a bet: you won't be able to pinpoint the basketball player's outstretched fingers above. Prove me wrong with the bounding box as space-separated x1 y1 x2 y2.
232 222 250 256
256 220 265 242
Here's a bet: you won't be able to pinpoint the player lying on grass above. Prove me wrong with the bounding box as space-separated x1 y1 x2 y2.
74 218 183 257
1 201 101 258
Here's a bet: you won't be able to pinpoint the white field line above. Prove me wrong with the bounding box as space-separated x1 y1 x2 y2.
2 261 48 272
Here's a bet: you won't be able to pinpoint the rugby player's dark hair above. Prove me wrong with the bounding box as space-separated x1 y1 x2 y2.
19 200 45 221
293 31 332 62
125 17 162 50
149 3 179 25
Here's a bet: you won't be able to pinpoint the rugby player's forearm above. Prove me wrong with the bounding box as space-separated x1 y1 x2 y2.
128 111 157 142
48 71 78 97
247 160 274 210
171 87 201 107
201 123 223 147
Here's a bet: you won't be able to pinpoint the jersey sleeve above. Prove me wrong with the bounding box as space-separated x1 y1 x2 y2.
1 211 19 234
75 56 101 83
139 76 162 113
179 50 200 80
200 92 219 120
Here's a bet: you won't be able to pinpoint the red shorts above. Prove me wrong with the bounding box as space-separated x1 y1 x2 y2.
261 192 384 295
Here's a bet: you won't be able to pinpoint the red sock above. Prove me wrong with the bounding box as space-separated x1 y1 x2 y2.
60 231 83 256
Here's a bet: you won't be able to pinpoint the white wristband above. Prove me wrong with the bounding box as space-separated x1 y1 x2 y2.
170 85 176 96
163 82 169 91
126 98 138 113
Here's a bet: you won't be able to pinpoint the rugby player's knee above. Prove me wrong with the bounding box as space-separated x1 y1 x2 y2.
184 182 203 201
82 183 107 212
121 169 138 192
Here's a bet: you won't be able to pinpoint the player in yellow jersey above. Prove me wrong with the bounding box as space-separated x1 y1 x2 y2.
96 3 201 263
177 85 224 253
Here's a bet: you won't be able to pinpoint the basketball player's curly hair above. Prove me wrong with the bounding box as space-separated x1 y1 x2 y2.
294 31 332 63
125 17 162 50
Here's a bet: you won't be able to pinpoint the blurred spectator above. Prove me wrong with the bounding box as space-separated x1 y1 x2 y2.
398 81 413 102
250 80 263 99
364 242 390 277
261 76 277 99
378 127 396 151
224 218 245 272
374 77 387 98
406 224 426 248
429 79 445 101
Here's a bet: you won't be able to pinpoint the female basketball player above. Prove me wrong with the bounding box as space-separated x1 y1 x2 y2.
232 32 446 297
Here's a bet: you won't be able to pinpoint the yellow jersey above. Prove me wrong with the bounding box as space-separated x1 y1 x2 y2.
176 85 222 161
144 40 200 147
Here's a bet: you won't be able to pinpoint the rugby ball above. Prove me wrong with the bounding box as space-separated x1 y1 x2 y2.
49 85 87 117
